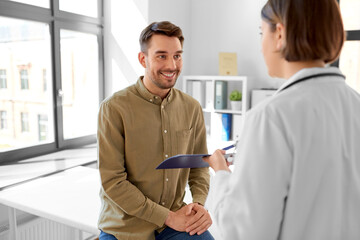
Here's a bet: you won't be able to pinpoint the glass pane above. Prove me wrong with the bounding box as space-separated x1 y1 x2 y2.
340 0 360 31
59 0 98 18
339 41 360 93
0 17 54 152
8 0 49 8
60 30 99 140
0 69 7 89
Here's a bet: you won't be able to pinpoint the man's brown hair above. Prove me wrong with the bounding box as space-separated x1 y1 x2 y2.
261 0 345 64
139 21 184 53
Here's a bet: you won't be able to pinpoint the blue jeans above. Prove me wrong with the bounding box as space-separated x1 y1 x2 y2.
99 230 117 240
99 228 214 240
155 227 214 240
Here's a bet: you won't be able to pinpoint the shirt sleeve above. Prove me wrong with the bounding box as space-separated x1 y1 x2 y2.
205 109 292 239
188 103 210 205
98 101 169 227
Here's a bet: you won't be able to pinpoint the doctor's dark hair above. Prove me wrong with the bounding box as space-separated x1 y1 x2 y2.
139 21 184 53
261 0 345 64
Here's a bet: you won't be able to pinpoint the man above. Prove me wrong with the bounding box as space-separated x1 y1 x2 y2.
97 21 214 240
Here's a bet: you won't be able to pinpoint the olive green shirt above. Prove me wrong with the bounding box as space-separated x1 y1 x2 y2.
97 77 210 240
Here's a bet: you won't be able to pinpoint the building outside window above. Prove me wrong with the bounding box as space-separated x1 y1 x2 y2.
0 69 6 89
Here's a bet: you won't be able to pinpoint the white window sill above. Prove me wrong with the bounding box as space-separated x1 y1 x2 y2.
0 144 97 190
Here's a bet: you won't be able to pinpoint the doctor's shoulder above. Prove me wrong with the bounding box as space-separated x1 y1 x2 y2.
246 90 296 123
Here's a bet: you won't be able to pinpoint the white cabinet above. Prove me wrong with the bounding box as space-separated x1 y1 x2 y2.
183 75 248 144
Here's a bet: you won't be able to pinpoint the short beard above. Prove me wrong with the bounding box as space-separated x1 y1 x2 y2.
149 71 179 89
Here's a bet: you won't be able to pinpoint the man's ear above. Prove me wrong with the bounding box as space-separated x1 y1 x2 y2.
275 23 286 51
138 52 146 68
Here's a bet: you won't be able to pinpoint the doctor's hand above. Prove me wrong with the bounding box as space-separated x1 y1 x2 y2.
203 149 231 172
185 203 212 235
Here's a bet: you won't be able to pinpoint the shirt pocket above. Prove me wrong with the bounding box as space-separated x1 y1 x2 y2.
176 128 195 154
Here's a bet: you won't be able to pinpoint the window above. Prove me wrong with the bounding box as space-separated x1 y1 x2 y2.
338 0 360 93
38 114 48 141
60 30 99 140
0 69 6 89
0 111 7 129
21 112 29 132
43 69 47 92
0 0 104 162
60 0 98 18
20 69 29 90
9 0 49 9
0 16 54 153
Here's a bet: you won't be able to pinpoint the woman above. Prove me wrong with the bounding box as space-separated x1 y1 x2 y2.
202 0 360 239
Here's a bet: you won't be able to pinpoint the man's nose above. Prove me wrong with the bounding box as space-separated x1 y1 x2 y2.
165 58 177 69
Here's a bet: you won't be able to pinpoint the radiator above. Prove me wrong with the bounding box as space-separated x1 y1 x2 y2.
0 216 81 240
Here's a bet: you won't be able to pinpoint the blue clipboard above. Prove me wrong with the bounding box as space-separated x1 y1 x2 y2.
156 154 210 169
156 143 237 169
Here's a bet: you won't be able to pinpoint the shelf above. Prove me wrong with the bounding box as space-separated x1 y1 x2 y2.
203 108 242 115
202 108 212 113
183 75 248 142
184 75 247 82
214 109 243 115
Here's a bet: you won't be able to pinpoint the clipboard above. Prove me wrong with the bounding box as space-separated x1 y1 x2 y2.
156 153 235 169
156 143 237 169
156 154 210 169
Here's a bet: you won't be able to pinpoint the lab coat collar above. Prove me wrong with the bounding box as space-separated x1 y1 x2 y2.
275 67 344 95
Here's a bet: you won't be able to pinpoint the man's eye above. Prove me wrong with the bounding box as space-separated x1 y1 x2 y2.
158 55 166 59
174 55 181 59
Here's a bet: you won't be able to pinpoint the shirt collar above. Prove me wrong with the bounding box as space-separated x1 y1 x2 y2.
135 76 173 105
276 67 344 94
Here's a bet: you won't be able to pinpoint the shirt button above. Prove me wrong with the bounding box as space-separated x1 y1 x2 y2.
164 130 167 133
149 99 153 102
161 105 164 109
162 202 165 205
166 178 169 182
165 154 168 158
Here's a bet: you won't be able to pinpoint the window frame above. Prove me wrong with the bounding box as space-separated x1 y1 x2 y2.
0 0 104 163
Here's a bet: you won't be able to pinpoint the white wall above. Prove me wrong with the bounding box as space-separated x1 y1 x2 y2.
104 0 285 96
103 0 149 96
148 0 192 90
188 0 284 90
103 0 192 96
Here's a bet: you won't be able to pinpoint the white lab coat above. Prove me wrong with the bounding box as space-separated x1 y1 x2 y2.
206 67 360 240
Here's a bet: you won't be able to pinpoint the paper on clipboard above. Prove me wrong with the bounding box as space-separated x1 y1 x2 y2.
156 154 210 169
